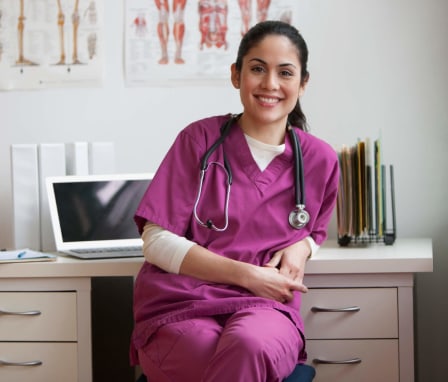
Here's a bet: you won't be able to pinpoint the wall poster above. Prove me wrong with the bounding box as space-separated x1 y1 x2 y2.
0 0 103 90
125 0 298 86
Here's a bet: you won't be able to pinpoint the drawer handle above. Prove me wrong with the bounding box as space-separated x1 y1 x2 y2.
313 357 362 365
0 359 43 367
311 306 360 313
0 309 41 316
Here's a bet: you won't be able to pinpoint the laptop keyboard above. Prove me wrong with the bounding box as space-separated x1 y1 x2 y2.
70 246 143 259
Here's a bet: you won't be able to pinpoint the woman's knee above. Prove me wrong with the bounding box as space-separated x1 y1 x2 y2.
220 308 301 361
138 317 223 380
203 309 301 381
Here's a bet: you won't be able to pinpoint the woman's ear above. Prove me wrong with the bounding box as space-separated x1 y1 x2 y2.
298 73 310 97
230 63 240 89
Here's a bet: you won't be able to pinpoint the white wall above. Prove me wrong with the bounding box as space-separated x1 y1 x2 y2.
1 0 447 381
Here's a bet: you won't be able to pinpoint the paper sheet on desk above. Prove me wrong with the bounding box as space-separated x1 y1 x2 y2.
0 249 57 263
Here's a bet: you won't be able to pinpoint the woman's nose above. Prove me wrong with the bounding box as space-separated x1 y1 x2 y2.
261 72 279 90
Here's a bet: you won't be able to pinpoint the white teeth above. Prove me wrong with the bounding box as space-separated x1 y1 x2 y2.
258 96 278 104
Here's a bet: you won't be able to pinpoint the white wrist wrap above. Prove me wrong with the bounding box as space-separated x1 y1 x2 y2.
142 222 195 274
305 236 320 258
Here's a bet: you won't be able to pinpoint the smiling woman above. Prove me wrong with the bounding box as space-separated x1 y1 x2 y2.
231 35 309 144
130 20 339 382
0 1 446 381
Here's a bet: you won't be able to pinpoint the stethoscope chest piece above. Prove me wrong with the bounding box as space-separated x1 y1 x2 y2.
289 205 310 229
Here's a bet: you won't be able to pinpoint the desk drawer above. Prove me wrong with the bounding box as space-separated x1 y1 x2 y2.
306 339 399 382
301 288 398 339
0 292 77 341
0 342 77 382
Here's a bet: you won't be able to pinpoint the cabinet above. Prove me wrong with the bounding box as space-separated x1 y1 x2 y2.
0 238 433 382
301 273 416 382
0 278 91 382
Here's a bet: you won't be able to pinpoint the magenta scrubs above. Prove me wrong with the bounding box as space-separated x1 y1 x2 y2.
131 114 339 381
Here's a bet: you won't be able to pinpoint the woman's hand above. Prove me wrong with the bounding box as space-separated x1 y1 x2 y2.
243 265 308 303
263 240 311 295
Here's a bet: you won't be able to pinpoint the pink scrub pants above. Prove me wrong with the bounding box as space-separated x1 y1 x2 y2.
137 307 302 382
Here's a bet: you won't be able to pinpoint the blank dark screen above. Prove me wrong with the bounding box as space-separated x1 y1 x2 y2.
53 179 150 242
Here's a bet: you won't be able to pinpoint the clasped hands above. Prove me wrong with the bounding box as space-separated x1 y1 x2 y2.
246 240 310 303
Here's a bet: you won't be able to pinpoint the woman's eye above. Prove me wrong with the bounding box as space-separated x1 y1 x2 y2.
280 70 293 77
251 66 265 73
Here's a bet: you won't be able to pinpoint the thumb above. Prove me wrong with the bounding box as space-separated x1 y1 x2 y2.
265 251 282 268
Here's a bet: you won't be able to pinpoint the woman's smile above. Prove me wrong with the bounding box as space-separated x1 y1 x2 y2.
256 95 282 106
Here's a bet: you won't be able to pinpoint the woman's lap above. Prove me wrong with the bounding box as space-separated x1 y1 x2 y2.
138 307 301 382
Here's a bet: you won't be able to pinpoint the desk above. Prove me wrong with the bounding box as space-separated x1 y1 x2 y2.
0 238 432 382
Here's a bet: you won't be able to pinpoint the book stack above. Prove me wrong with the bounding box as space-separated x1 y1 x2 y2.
336 138 396 246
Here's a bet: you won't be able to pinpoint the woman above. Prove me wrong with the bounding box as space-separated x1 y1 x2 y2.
131 20 339 382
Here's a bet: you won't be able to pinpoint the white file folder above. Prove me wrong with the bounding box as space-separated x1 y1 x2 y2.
38 143 66 251
11 144 41 250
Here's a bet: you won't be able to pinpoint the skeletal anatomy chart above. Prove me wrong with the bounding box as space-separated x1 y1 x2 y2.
0 0 103 90
125 0 297 85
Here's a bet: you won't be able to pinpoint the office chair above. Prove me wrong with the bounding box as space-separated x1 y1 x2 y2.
284 364 316 381
136 363 316 382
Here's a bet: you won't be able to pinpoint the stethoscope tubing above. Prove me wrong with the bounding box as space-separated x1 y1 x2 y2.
193 161 231 231
200 120 233 184
288 124 306 210
193 115 309 231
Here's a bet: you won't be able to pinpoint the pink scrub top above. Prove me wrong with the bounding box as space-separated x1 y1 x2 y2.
131 114 339 364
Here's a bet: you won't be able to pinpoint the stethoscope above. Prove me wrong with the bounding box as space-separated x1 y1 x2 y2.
193 115 310 231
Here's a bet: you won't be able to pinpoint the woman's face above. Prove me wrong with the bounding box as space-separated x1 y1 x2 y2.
231 34 307 131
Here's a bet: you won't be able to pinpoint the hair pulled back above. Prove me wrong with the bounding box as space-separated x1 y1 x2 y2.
234 20 310 131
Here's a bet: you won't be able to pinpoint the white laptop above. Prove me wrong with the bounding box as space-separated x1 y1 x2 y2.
46 173 153 259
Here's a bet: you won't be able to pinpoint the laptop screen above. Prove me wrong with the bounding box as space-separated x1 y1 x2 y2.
46 173 153 251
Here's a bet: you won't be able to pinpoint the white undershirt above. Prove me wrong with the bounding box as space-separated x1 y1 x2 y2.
244 133 285 171
143 134 320 274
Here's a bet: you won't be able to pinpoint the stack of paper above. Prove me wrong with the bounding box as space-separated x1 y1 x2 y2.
0 249 57 263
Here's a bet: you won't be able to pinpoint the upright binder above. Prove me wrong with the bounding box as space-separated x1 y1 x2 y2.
88 141 115 174
66 141 89 175
11 144 41 250
38 143 66 251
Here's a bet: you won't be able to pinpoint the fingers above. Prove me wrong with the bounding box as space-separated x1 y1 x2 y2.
279 291 294 304
289 279 308 294
278 281 308 303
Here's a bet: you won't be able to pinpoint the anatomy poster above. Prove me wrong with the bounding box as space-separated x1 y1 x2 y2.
0 0 103 90
125 0 298 86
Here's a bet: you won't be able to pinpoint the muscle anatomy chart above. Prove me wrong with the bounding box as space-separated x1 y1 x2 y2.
125 0 297 85
0 0 103 90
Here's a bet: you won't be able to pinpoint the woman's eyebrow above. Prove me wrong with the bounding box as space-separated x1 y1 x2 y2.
248 57 267 65
248 57 297 69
